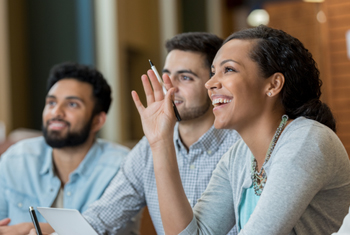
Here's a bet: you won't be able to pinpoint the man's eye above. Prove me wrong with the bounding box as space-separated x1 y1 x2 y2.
181 75 193 81
69 102 78 108
47 101 56 106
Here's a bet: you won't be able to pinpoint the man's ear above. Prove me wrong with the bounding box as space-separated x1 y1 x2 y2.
91 112 106 133
265 72 285 97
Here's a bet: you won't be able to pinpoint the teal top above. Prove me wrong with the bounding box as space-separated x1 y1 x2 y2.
238 185 260 231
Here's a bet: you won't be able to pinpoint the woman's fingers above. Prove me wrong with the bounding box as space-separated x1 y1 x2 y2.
162 73 173 91
147 69 165 102
134 70 176 119
131 90 145 116
141 74 155 106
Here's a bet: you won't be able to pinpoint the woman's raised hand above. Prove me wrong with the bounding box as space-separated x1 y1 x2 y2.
132 69 177 148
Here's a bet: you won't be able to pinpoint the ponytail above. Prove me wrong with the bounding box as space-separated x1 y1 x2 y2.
286 99 336 132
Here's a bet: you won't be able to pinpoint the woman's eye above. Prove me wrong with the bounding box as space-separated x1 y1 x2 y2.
210 71 215 78
224 67 236 73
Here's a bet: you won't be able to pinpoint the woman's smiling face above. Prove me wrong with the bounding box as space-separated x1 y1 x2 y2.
205 39 271 131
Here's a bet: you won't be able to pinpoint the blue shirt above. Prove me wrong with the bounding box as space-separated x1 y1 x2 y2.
238 185 260 231
83 124 241 235
0 136 129 225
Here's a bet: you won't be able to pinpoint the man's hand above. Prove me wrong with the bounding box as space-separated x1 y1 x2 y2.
0 219 54 235
0 222 32 235
0 219 10 226
27 228 50 235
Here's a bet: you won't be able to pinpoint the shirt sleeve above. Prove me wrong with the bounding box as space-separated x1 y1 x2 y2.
179 150 236 235
83 137 149 235
0 154 9 220
239 124 349 235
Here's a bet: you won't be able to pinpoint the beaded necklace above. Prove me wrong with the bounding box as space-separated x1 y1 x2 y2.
250 114 289 196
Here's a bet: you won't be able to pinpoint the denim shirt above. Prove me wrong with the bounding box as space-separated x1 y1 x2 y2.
0 136 129 225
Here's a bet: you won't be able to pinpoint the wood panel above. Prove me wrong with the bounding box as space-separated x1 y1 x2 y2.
140 207 157 235
332 99 350 110
265 1 331 104
333 111 350 125
327 0 350 4
328 15 350 28
324 0 350 156
330 51 349 64
333 76 350 87
329 44 347 53
329 27 350 40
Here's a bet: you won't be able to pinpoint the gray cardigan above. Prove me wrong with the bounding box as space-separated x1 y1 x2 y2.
180 117 350 235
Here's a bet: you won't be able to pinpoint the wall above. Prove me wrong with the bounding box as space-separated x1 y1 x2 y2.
0 0 11 135
265 0 350 155
323 0 350 154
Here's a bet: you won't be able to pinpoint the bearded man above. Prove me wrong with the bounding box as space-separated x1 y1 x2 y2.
0 62 130 234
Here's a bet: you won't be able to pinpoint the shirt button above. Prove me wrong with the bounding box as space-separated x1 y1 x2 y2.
67 191 71 196
207 150 212 155
190 165 195 170
18 203 23 208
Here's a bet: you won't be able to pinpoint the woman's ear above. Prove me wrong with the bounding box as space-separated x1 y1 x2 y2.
266 72 285 97
91 112 107 133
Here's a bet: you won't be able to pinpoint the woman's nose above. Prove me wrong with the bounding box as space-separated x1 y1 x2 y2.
205 76 222 90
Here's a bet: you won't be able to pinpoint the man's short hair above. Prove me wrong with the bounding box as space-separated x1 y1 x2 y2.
165 32 223 69
47 62 112 115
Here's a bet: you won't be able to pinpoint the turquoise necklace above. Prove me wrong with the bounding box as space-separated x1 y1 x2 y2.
250 114 289 196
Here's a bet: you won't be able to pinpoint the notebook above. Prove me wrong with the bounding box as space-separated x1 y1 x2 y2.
37 207 98 235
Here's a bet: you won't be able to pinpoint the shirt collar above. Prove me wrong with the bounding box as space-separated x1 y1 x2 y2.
72 140 100 178
39 140 100 178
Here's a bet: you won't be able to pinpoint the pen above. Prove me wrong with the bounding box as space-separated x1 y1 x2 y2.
29 206 43 235
148 60 181 121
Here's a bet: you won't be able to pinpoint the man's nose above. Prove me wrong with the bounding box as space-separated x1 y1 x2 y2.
51 103 64 117
168 75 179 88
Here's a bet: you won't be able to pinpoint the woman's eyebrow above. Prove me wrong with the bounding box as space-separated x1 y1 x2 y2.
220 59 241 66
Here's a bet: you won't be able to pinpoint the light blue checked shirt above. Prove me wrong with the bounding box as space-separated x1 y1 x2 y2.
84 124 240 235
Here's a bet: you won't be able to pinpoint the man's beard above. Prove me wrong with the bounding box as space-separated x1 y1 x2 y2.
42 116 93 148
179 97 211 121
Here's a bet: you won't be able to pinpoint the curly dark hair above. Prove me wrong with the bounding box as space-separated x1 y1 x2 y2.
225 25 336 132
47 62 112 115
165 32 223 71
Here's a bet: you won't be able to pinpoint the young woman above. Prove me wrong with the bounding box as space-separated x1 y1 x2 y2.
132 25 350 235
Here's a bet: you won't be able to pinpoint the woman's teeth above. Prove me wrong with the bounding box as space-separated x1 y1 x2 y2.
212 98 232 106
